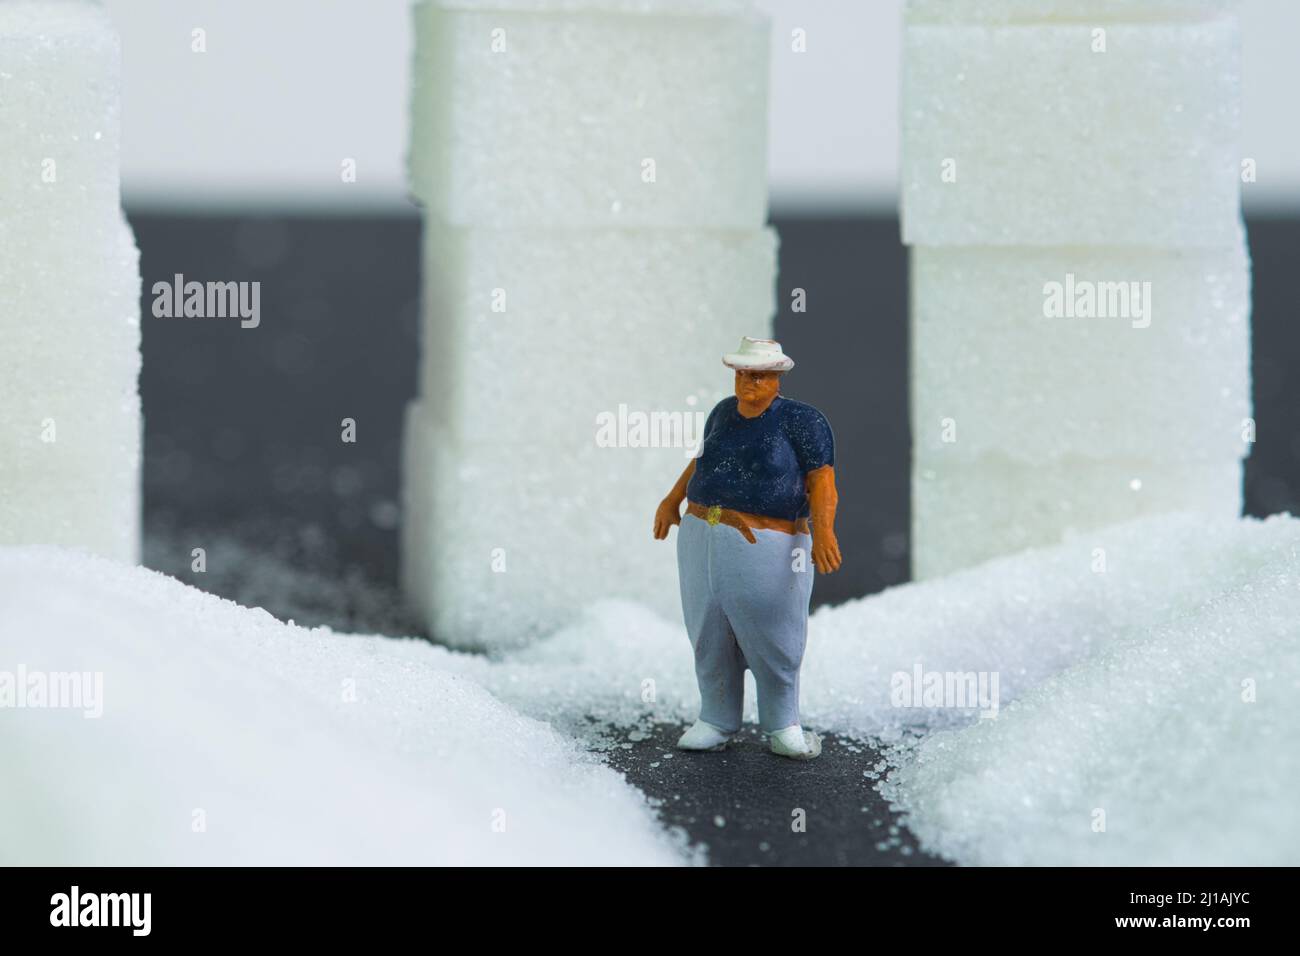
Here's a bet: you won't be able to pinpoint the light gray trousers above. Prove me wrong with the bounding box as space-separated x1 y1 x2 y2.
676 512 815 734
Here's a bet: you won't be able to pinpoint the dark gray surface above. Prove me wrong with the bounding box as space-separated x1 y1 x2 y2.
605 724 948 867
133 212 1299 866
139 214 420 613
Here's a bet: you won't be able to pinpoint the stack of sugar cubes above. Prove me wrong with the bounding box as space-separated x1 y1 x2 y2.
402 0 776 647
902 0 1251 577
0 0 141 563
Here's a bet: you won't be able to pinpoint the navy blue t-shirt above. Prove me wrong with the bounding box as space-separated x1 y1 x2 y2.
686 396 835 521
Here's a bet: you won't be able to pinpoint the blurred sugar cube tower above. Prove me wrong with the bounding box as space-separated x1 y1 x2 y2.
403 0 775 647
0 0 141 563
902 0 1251 577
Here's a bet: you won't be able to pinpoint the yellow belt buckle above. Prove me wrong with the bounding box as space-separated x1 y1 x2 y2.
706 505 722 526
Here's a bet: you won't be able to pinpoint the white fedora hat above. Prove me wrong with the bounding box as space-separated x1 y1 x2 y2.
722 336 794 372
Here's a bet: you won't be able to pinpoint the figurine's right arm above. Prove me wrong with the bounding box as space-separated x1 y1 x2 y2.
653 461 695 539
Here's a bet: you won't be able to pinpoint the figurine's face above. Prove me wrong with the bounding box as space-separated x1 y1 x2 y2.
734 369 781 406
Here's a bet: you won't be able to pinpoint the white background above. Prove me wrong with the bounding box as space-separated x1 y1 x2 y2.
103 0 1300 213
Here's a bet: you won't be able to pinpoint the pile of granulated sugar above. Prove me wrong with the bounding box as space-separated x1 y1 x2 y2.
408 512 1300 864
5 510 1296 865
876 514 1300 865
0 547 693 866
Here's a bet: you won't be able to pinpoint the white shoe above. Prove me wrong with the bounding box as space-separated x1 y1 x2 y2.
769 725 822 760
677 720 734 751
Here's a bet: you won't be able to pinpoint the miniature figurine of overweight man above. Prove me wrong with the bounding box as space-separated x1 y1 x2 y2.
654 337 841 760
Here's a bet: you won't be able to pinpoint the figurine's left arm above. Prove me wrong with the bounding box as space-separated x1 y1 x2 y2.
806 465 841 574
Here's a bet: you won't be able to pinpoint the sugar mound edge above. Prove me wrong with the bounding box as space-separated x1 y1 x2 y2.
0 547 694 866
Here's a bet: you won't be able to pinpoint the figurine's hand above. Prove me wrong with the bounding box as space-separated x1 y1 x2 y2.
812 531 842 574
653 498 682 540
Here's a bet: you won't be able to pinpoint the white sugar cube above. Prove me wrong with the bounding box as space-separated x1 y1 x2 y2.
0 215 140 372
0 216 141 563
420 222 777 446
901 18 1242 246
0 3 139 563
0 434 141 563
0 0 122 221
910 241 1252 463
409 0 769 227
402 401 691 647
911 455 1242 578
905 0 1237 24
404 0 775 645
